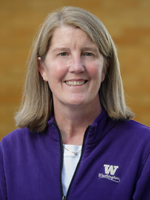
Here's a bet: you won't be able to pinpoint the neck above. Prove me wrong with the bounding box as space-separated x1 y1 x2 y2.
53 98 102 145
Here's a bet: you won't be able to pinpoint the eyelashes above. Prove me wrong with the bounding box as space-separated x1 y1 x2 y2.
59 52 69 56
58 52 95 57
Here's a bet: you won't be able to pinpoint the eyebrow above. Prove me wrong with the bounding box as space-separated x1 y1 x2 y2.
52 48 70 54
52 47 99 54
81 47 99 54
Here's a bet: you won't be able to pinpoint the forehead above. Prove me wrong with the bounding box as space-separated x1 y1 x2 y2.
50 25 97 48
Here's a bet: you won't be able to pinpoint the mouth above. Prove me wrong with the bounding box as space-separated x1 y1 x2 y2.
65 80 87 86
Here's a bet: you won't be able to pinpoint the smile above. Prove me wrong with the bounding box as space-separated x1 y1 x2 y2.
65 80 87 86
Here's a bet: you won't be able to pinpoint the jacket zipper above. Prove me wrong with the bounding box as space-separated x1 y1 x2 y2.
65 126 91 199
52 122 64 199
53 122 91 200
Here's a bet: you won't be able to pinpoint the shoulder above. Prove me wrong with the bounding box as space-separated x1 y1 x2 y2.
109 119 150 152
0 127 38 151
116 119 150 135
114 119 150 156
1 127 32 142
116 120 150 147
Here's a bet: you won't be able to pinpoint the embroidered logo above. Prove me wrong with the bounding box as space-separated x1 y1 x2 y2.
98 164 120 183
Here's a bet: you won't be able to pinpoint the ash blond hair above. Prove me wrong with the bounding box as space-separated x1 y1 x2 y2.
15 6 134 132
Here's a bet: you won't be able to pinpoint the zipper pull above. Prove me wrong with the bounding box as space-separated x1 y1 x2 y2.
62 196 66 200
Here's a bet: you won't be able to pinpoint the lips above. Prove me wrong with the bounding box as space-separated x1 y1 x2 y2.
65 80 87 86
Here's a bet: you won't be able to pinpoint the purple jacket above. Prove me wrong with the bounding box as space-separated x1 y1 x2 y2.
0 110 150 200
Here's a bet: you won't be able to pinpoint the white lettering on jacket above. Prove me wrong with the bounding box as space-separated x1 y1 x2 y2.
98 164 120 183
103 164 119 175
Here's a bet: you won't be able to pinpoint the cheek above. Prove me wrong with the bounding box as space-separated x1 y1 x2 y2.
87 63 103 80
46 62 68 82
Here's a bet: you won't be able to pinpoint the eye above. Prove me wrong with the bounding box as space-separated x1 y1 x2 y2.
59 52 68 56
84 52 94 56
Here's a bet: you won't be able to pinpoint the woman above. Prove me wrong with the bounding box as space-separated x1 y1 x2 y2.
0 6 150 200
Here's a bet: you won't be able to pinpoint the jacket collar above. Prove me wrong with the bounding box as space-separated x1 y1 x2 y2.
47 109 118 145
85 109 118 144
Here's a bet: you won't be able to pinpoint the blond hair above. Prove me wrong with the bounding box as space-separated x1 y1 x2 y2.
15 6 134 132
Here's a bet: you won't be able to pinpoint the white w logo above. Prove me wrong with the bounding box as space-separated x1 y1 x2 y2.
104 164 119 175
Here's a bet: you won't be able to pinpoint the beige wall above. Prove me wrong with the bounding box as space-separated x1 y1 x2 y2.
0 0 150 139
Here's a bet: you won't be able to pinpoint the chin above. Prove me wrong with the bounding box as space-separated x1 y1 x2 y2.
66 100 88 107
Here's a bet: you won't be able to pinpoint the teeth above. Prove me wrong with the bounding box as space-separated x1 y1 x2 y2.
66 81 85 86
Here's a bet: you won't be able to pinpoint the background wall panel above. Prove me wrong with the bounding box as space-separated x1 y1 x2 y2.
0 0 150 139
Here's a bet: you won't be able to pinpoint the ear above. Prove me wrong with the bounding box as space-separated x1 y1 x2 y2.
101 69 106 82
101 58 110 82
37 57 48 82
101 64 107 82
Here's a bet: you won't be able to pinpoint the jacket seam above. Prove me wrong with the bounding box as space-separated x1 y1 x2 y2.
136 147 150 183
0 143 7 199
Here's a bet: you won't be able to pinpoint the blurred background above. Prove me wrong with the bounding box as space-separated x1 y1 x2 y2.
0 0 150 140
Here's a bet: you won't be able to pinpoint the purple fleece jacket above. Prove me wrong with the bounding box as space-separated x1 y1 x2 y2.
0 110 150 200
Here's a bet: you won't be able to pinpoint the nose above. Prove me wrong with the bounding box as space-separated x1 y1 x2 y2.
68 55 85 73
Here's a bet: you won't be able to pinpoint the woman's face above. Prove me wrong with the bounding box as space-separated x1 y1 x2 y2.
38 26 106 109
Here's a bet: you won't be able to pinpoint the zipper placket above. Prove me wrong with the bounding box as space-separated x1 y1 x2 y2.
52 122 64 199
65 126 91 199
53 122 91 200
